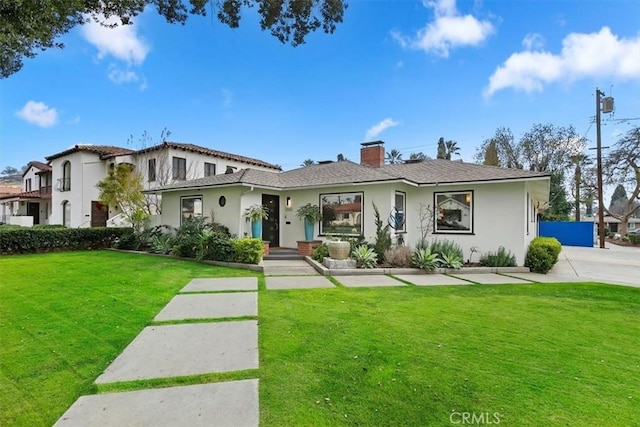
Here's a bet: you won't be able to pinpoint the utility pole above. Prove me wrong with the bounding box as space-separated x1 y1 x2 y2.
595 88 606 249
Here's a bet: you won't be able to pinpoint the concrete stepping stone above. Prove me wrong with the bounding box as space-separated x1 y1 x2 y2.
181 277 257 292
55 379 258 427
500 272 584 283
394 274 473 286
95 321 258 384
448 273 532 284
337 275 406 287
154 293 257 321
266 276 334 290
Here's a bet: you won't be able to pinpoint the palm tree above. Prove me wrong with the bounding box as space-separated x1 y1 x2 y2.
445 140 460 160
336 153 348 161
385 149 403 164
409 152 428 161
301 159 315 167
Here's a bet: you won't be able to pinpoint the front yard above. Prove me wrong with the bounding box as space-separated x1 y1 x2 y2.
1 251 638 426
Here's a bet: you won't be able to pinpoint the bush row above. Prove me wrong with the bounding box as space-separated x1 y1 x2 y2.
0 227 130 255
524 237 562 274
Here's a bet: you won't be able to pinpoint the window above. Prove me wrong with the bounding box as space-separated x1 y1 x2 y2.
320 192 363 236
181 196 202 224
148 158 156 182
62 200 70 227
434 190 473 234
204 162 216 177
392 191 406 232
25 178 31 191
62 161 71 191
172 157 186 180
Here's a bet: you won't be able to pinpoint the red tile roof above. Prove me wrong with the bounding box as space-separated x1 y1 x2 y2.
45 145 135 161
22 161 52 176
135 142 281 170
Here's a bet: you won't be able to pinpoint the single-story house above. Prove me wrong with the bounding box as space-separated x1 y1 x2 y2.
147 141 550 265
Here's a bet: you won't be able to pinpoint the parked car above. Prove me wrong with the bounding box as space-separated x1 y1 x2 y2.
628 229 640 235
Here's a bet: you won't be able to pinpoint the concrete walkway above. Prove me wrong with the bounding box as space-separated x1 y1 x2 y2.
56 277 260 426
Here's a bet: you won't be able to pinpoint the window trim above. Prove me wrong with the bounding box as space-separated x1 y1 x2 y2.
204 162 216 177
148 158 156 182
62 200 70 228
172 156 187 181
180 195 203 225
393 190 406 233
433 190 474 235
62 161 71 191
25 178 32 192
319 191 364 236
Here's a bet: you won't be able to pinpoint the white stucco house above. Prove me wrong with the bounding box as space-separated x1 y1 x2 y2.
0 161 53 226
148 141 551 265
43 142 281 228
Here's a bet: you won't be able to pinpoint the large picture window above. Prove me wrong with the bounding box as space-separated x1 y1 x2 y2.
320 192 363 236
181 196 202 224
434 190 473 234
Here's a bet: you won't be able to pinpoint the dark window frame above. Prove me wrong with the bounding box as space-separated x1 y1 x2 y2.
172 157 186 180
180 195 203 225
204 162 216 177
433 190 474 235
148 158 157 182
319 191 364 236
62 161 71 191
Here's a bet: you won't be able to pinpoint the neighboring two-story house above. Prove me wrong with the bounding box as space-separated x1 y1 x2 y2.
42 142 280 228
0 161 53 226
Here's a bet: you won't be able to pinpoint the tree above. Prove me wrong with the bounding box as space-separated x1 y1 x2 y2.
436 137 446 160
385 149 403 164
336 153 348 162
1 0 347 78
475 127 521 169
540 172 572 221
609 184 628 213
1 166 19 176
570 154 592 221
301 159 315 167
409 152 428 161
96 163 147 231
604 126 640 235
520 124 585 173
444 140 460 160
483 140 499 166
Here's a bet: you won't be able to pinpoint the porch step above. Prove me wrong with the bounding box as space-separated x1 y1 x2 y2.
264 248 304 261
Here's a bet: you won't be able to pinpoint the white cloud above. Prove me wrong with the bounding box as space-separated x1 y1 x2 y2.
107 64 148 90
365 118 400 140
16 101 58 127
522 33 545 51
392 0 494 57
485 27 640 97
81 15 149 65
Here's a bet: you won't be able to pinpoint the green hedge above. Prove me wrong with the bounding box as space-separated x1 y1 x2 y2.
0 227 131 255
233 238 264 264
524 236 562 274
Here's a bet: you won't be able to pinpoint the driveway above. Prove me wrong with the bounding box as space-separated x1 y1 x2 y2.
548 243 640 287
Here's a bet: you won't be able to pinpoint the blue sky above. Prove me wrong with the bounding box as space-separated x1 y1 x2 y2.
1 0 639 173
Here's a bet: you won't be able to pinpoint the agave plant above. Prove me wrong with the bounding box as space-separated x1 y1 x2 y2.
440 250 464 269
411 247 442 272
351 245 378 268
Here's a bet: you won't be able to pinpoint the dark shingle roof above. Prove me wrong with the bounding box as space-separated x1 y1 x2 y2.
45 145 135 161
135 142 281 171
150 159 549 193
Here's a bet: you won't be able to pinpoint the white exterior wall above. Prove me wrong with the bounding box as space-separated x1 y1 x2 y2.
22 166 40 191
50 151 107 228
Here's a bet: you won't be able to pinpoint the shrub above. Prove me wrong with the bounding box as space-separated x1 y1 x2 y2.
150 234 174 255
628 234 640 245
33 224 66 229
440 250 464 269
372 202 391 261
351 245 378 268
384 246 413 267
196 230 235 262
233 238 264 264
411 247 442 272
525 237 562 274
0 227 130 255
116 230 140 250
479 246 517 267
312 243 329 262
429 239 463 259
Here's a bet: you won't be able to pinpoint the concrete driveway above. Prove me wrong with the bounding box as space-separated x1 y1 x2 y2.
548 243 640 287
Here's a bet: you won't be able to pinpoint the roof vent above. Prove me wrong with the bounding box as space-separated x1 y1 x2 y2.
318 160 333 165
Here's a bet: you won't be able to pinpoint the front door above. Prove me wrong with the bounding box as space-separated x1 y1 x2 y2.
27 202 40 225
262 194 280 247
91 201 107 227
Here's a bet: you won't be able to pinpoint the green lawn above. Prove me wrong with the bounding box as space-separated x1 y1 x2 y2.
2 251 639 426
259 284 640 426
0 251 256 426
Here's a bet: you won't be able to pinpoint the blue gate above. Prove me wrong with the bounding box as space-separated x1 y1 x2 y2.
539 221 595 247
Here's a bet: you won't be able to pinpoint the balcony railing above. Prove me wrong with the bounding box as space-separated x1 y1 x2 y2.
39 185 52 197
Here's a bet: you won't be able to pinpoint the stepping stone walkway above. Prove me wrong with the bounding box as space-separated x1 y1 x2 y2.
56 277 260 426
394 274 472 286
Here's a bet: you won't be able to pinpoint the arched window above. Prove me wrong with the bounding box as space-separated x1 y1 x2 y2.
62 201 71 228
62 161 71 191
